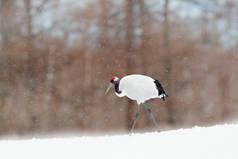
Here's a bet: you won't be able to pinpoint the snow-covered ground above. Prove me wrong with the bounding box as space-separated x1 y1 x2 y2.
1 124 238 159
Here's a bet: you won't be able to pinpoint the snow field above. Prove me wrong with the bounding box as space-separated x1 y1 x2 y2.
0 124 238 159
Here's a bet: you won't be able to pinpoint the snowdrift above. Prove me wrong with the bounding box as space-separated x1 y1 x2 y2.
0 124 238 159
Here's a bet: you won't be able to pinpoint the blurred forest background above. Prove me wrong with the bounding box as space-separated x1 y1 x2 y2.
0 0 238 137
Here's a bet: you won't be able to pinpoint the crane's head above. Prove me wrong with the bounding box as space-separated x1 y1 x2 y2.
110 76 119 83
105 76 119 95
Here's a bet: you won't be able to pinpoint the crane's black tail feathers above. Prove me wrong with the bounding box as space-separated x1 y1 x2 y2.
153 79 168 101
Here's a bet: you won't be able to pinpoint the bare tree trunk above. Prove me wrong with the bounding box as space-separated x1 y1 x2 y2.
46 46 56 99
84 51 92 90
163 0 175 125
99 0 110 48
25 0 33 42
23 0 33 82
44 45 56 104
41 45 56 131
219 73 229 120
0 0 10 48
138 0 149 74
22 0 37 132
125 0 135 131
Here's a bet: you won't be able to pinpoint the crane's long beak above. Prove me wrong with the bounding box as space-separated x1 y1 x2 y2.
105 83 113 95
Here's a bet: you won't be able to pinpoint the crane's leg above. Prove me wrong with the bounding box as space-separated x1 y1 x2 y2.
143 103 160 132
129 104 140 134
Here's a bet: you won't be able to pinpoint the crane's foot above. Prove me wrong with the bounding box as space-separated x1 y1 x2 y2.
129 131 134 136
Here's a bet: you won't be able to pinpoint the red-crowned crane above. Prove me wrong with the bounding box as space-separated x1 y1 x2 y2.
105 74 168 133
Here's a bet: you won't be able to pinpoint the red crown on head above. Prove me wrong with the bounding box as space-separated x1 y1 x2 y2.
111 77 115 81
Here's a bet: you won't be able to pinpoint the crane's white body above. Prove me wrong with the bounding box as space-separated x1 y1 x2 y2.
106 74 167 133
115 74 163 104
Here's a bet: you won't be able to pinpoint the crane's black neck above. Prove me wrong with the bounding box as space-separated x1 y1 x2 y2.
114 81 122 94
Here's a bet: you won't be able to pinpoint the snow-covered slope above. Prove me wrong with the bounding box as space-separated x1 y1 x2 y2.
1 124 238 159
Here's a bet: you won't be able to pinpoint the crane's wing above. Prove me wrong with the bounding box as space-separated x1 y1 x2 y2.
153 79 168 101
120 74 168 101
